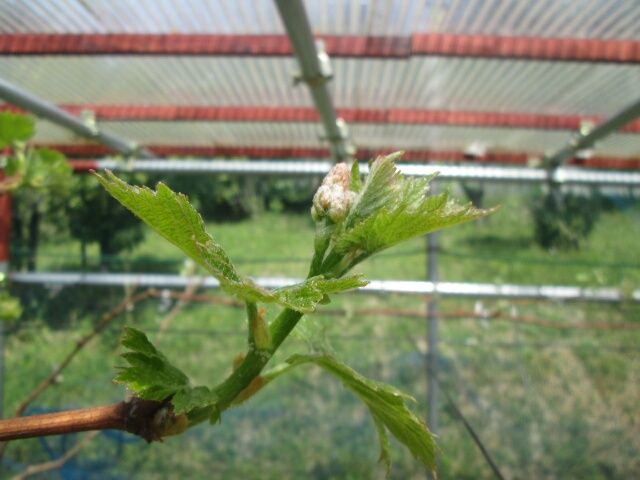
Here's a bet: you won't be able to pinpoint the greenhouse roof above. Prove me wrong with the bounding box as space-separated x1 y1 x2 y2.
0 0 639 168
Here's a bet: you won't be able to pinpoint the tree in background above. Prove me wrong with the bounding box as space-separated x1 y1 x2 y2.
66 175 145 269
1 113 72 271
531 188 602 250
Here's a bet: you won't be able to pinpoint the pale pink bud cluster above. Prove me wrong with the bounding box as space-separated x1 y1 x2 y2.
311 163 356 223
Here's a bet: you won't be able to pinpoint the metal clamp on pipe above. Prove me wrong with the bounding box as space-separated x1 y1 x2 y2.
293 40 333 86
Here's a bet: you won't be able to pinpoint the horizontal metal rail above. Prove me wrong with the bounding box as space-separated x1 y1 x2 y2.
9 272 640 303
74 159 640 187
0 78 153 158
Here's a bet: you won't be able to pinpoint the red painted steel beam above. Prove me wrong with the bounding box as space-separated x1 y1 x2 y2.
46 144 640 170
1 33 639 63
4 105 639 133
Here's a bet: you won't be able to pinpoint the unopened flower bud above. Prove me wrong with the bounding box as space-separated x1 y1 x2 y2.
311 163 356 223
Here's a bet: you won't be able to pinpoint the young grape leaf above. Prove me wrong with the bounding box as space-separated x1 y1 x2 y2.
350 161 362 193
95 171 367 312
336 154 494 258
0 112 34 148
94 171 242 284
284 354 436 474
115 327 217 414
266 275 368 312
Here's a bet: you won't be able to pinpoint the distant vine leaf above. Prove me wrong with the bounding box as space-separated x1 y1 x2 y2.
0 112 34 147
115 328 217 414
96 172 365 312
0 291 22 323
285 354 436 474
336 153 494 257
23 148 72 192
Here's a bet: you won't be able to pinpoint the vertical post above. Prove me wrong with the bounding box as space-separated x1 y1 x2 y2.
0 176 11 419
426 230 439 434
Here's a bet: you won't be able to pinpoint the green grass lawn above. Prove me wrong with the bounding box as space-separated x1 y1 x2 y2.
33 191 640 288
4 190 640 479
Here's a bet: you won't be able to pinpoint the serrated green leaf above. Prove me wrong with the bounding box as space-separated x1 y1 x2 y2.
350 161 362 192
336 153 494 257
96 172 366 312
116 328 218 414
0 112 34 148
346 152 402 225
115 328 189 399
285 354 436 474
94 171 241 281
267 274 368 312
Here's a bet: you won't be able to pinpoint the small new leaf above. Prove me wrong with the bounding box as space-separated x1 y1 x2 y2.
115 328 217 415
335 153 494 259
268 274 368 313
285 354 436 474
350 161 362 193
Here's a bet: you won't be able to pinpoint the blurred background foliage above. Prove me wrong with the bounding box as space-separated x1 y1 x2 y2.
3 174 640 479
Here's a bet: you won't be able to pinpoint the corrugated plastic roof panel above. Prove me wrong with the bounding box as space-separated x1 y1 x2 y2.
0 0 638 163
1 0 639 38
2 56 637 116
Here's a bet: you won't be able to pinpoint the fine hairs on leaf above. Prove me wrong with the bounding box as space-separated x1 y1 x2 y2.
83 151 493 474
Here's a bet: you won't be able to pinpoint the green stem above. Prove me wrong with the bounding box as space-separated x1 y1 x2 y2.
188 231 346 426
188 308 303 425
245 301 258 348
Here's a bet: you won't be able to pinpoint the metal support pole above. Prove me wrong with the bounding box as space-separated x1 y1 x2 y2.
0 181 10 419
426 231 439 434
273 0 353 162
544 97 640 169
0 78 153 158
425 229 439 478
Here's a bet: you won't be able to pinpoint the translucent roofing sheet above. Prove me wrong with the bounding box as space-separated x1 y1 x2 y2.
1 0 639 39
0 1 638 162
1 56 638 117
33 119 640 158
